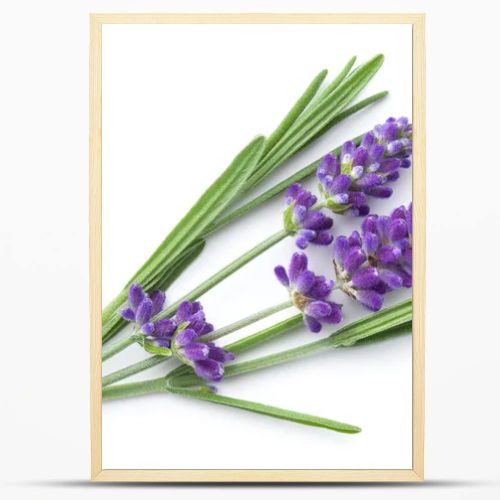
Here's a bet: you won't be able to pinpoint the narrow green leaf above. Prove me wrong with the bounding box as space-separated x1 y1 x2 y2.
102 137 265 342
205 90 388 236
312 56 357 108
130 136 266 286
262 69 328 156
252 55 384 184
167 386 361 434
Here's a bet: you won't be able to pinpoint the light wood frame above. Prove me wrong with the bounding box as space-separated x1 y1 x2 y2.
90 13 425 482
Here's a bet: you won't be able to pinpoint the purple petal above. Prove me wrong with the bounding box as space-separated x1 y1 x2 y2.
304 315 322 333
150 338 171 348
350 165 364 179
199 322 214 335
308 276 333 300
303 211 333 230
208 344 235 362
353 147 368 166
379 269 403 290
348 230 362 248
175 301 193 323
356 290 384 311
376 216 390 239
128 283 145 310
348 191 367 208
333 236 350 264
292 204 307 224
141 322 155 335
182 342 210 361
367 186 393 198
120 308 135 322
362 231 380 254
135 298 153 325
286 183 301 201
193 359 224 382
388 219 408 241
191 301 202 314
289 252 308 282
295 270 315 294
295 235 309 249
378 245 402 265
150 290 166 316
357 173 382 190
274 265 289 287
153 318 176 337
344 247 367 274
361 131 375 148
305 300 332 318
369 143 385 162
313 230 333 246
380 157 401 173
361 215 378 234
341 141 356 159
318 153 339 177
406 203 413 235
329 174 351 194
323 302 343 324
351 267 379 289
175 328 197 346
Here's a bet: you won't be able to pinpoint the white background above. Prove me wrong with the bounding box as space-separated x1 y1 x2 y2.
1 0 500 499
101 23 413 470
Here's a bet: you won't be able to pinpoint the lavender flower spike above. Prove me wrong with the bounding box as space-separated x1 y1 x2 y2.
172 301 234 382
333 203 413 311
283 183 334 249
361 202 413 288
317 117 412 217
274 252 342 333
119 283 166 335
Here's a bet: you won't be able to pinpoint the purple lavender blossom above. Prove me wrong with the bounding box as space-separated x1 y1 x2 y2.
120 283 166 335
283 183 334 249
172 301 235 382
333 203 412 311
317 117 412 216
361 203 413 287
274 252 342 333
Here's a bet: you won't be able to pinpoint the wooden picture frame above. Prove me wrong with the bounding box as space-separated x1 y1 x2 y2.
90 12 425 482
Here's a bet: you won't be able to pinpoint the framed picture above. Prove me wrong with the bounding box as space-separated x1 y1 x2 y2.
90 13 425 482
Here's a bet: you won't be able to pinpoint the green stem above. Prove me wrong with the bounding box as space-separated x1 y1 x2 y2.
225 313 303 354
102 334 139 361
102 355 167 387
103 378 360 433
166 386 361 434
103 313 303 387
169 299 413 387
199 300 293 343
154 229 290 322
103 376 167 400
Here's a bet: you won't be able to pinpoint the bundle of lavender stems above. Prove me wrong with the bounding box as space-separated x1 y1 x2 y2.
101 57 413 434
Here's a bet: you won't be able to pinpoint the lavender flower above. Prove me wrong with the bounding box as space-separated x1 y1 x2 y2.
120 283 167 335
333 203 412 311
172 301 235 382
361 203 412 287
274 252 342 332
283 183 333 249
317 117 412 216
